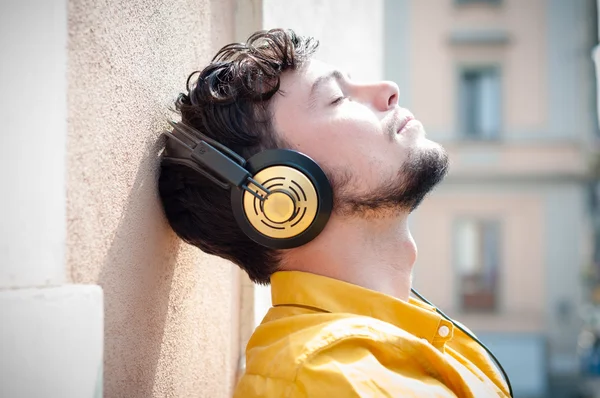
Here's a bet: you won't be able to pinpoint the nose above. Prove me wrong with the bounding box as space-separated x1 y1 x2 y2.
352 80 399 112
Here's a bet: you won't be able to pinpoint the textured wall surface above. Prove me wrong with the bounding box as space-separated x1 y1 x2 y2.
66 0 239 396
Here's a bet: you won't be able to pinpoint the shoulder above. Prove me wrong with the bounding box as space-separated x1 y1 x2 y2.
290 317 451 394
238 315 457 398
250 313 421 371
295 315 421 361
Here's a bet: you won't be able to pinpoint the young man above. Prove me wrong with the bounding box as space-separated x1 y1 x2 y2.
159 29 511 397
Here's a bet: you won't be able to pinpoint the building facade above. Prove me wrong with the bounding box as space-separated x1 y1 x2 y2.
254 1 599 397
392 1 597 397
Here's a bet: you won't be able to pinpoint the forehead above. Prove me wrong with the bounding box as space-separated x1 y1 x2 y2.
277 59 335 100
271 60 334 144
299 59 334 79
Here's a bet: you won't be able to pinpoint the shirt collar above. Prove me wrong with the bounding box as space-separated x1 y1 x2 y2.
270 271 454 347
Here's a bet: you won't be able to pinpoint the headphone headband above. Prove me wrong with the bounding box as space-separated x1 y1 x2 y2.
163 121 270 199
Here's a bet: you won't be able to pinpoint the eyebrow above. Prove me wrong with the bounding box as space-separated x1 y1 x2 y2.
308 70 347 106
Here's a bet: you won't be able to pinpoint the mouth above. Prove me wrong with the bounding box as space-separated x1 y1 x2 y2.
396 114 416 134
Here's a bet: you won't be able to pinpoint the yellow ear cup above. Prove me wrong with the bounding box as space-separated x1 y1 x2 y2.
243 166 318 239
262 191 296 223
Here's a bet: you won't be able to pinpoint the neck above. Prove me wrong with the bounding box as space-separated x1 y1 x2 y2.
281 212 417 301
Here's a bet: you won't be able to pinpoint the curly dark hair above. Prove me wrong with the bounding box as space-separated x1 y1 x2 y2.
158 29 319 284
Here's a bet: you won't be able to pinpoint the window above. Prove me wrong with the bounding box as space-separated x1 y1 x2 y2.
455 219 501 312
459 67 501 140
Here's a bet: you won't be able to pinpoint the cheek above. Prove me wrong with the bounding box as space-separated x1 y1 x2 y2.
276 106 403 190
296 116 379 167
306 131 395 193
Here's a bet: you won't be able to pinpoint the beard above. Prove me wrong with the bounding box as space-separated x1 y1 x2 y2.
329 145 449 217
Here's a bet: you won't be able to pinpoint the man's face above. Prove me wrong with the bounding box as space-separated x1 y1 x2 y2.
271 59 448 215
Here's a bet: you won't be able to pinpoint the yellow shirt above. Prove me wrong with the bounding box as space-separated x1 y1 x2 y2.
234 271 510 398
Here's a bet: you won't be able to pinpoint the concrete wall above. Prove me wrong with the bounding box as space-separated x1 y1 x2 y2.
0 1 270 396
0 1 103 397
66 0 245 396
1 1 68 288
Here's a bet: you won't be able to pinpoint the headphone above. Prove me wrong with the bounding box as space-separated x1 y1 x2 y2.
162 120 333 249
162 120 513 397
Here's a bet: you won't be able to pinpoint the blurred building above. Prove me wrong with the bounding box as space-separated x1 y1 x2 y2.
585 0 600 396
257 1 599 397
398 1 597 397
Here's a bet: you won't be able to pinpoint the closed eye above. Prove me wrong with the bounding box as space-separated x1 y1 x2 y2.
331 96 347 105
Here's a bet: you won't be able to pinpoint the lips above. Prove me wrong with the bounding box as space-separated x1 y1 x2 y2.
396 115 415 134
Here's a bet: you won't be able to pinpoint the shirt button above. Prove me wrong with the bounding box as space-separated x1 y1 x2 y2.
438 325 450 338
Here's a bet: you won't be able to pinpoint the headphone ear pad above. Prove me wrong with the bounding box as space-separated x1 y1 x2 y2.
231 149 333 249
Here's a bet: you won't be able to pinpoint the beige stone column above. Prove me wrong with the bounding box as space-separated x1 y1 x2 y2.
66 0 259 396
0 1 103 397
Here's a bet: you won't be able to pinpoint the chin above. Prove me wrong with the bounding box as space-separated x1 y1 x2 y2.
413 127 441 152
402 121 426 140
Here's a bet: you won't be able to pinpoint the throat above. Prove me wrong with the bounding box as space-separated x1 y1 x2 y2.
281 215 417 301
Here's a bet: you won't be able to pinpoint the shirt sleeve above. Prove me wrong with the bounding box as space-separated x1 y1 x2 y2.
288 338 461 398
